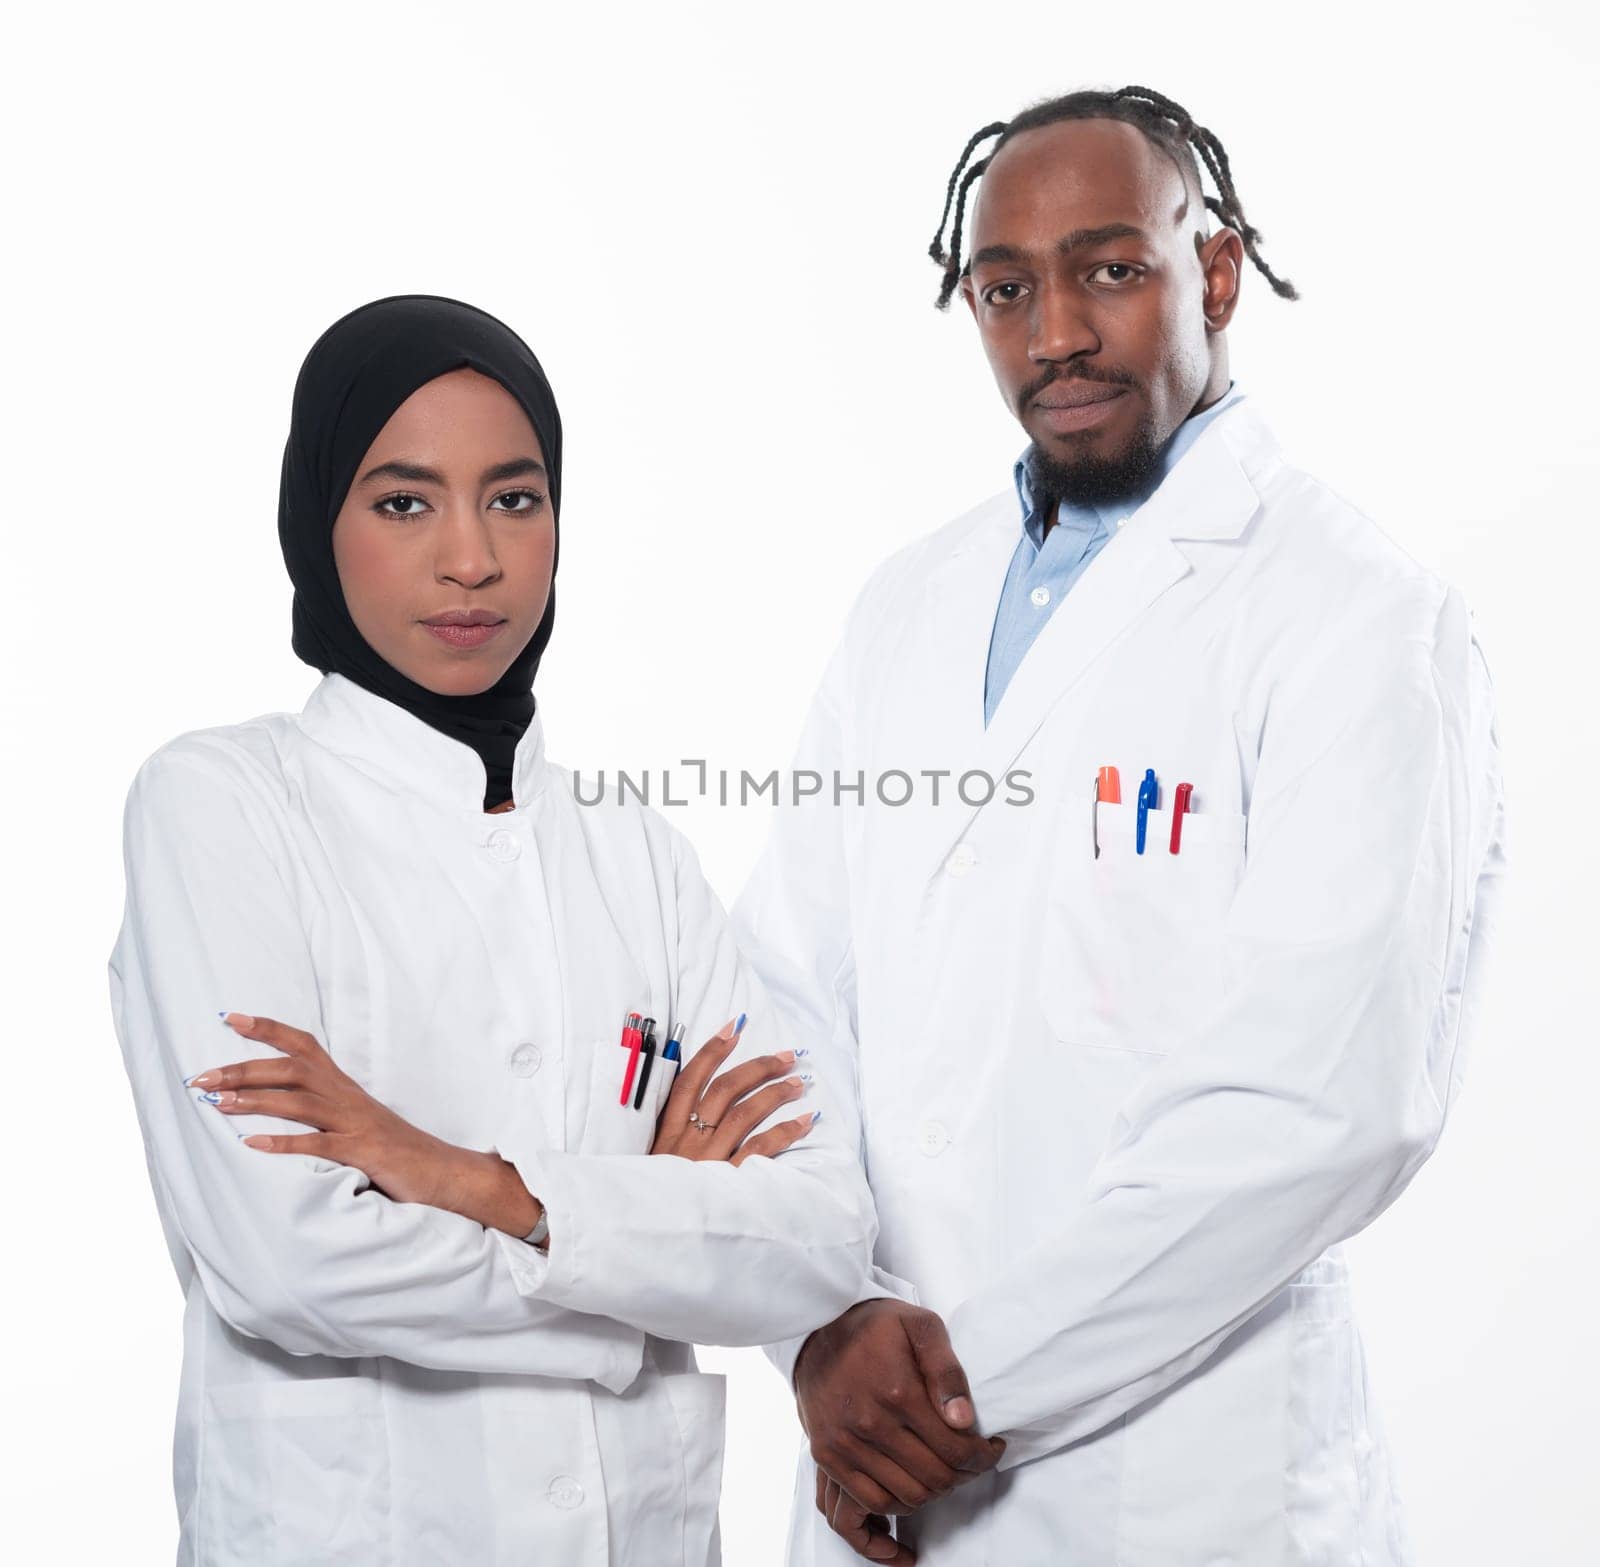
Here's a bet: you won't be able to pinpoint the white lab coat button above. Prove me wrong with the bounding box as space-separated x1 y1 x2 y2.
510 1042 542 1077
485 827 521 862
548 1475 585 1509
917 1120 950 1156
945 844 977 877
1029 585 1051 607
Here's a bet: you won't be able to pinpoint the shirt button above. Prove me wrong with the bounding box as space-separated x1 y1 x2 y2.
510 1043 542 1077
945 843 977 877
485 827 521 862
548 1475 585 1509
917 1120 950 1157
1029 585 1051 607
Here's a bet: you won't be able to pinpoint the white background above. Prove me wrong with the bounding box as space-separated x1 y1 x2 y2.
4 1 1596 1559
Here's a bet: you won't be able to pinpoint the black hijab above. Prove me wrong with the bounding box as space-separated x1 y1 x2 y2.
278 294 562 810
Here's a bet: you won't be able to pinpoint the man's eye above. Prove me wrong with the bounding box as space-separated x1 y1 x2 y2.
376 493 428 518
1090 263 1140 284
983 282 1026 305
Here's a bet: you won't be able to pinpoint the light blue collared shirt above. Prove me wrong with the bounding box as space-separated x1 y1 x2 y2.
982 382 1245 725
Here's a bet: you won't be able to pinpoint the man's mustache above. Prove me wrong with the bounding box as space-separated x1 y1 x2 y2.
1017 364 1139 409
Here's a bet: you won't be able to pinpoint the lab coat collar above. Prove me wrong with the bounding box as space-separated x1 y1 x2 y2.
1139 396 1282 543
297 671 549 814
1010 380 1251 546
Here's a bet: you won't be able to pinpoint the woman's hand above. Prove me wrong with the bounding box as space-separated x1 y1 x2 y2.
190 1012 494 1218
650 1015 818 1164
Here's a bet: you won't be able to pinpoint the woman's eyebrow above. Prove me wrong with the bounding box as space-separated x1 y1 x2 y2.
357 456 547 486
481 457 546 483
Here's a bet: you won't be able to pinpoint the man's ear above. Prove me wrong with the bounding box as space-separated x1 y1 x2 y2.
1198 228 1244 330
960 276 979 321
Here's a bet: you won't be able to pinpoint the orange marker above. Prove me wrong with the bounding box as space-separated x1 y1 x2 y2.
1093 765 1121 859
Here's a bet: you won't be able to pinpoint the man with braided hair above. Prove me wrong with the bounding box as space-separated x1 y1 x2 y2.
733 84 1505 1565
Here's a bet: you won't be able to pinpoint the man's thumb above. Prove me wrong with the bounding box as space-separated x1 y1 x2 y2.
910 1314 975 1428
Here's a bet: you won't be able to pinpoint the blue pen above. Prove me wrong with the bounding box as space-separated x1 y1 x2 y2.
661 1022 686 1088
1136 768 1159 854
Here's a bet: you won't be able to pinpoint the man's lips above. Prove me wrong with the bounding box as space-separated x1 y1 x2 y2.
1031 383 1128 433
1032 381 1127 411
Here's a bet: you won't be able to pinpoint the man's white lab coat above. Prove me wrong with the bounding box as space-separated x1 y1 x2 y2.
735 399 1506 1565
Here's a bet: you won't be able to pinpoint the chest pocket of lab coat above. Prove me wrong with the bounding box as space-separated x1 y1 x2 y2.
1037 790 1246 1055
554 862 671 1152
582 1028 678 1153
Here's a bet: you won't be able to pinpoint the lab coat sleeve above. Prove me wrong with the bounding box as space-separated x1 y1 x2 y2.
490 816 884 1345
731 635 922 1388
947 579 1508 1467
108 743 644 1392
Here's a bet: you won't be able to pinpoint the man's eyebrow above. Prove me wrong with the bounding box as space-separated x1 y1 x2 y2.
969 242 1032 268
969 224 1151 269
357 456 547 486
1057 223 1149 255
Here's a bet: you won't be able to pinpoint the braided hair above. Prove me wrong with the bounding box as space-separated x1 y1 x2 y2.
929 85 1299 310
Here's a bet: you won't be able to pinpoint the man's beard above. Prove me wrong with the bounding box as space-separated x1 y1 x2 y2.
1023 413 1165 510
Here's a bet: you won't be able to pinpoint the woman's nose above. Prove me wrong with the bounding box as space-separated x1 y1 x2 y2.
434 505 501 588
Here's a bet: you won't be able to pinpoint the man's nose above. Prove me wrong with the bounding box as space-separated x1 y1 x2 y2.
1028 285 1099 364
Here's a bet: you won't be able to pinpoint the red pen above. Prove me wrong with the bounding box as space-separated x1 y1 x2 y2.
1169 782 1194 854
618 1012 644 1105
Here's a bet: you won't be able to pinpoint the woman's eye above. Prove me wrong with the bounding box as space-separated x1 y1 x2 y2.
376 493 429 519
1090 263 1140 284
490 488 545 515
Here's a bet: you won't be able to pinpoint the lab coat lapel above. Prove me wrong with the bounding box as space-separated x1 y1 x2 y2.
913 410 1269 877
918 498 1021 761
865 499 1013 896
975 522 1190 779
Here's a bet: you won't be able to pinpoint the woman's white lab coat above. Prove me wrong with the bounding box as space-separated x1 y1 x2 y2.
107 670 879 1566
735 398 1508 1565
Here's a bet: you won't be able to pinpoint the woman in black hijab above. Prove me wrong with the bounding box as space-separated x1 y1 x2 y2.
108 295 886 1565
279 293 560 809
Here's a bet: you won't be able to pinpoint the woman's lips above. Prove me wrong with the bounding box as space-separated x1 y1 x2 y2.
1033 388 1127 433
422 621 506 649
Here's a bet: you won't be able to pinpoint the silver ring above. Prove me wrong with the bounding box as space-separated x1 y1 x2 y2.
695 1121 717 1133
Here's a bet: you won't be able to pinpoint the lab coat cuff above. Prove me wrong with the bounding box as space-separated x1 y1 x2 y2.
485 1138 583 1304
764 1265 922 1389
480 1235 643 1396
